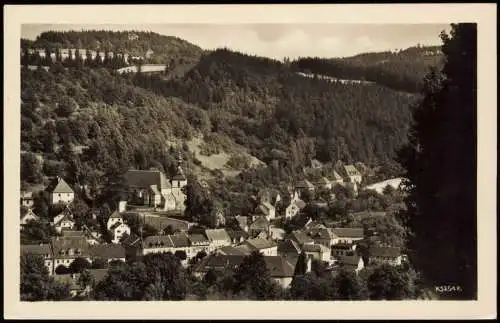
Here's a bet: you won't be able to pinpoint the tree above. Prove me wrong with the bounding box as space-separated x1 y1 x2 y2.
21 152 43 184
21 254 71 301
331 268 368 300
21 219 59 244
397 24 477 299
233 251 279 300
69 257 92 274
203 268 218 287
78 269 94 294
174 250 187 261
365 264 413 300
91 258 108 269
142 253 187 300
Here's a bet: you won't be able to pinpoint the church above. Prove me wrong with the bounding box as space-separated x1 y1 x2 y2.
124 152 188 212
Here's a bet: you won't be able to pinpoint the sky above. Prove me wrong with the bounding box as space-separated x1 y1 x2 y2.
21 24 451 59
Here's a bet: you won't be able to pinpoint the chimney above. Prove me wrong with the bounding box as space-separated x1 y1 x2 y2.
118 200 127 213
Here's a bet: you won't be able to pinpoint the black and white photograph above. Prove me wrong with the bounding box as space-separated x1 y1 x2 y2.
4 4 497 320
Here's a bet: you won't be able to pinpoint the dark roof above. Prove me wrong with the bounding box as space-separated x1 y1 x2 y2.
109 221 127 231
170 232 191 248
50 237 90 258
245 238 276 250
331 228 364 239
89 244 126 259
143 235 174 248
46 177 74 194
125 169 170 190
21 244 52 256
217 246 248 256
289 230 314 245
277 239 301 254
226 229 249 241
188 233 209 244
369 246 401 258
263 256 296 278
249 216 270 230
339 254 363 266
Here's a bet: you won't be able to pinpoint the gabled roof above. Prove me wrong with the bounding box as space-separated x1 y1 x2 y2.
369 246 401 258
339 254 363 266
46 177 74 194
21 244 52 256
249 216 270 230
289 230 314 245
331 227 364 239
307 227 333 240
316 177 331 185
52 209 75 226
51 237 90 258
245 238 276 250
89 244 126 259
217 246 248 256
226 229 249 241
205 229 231 242
343 165 361 177
188 233 210 244
305 220 327 229
277 239 301 254
235 215 248 229
108 211 122 219
332 171 343 181
125 169 170 190
301 243 330 253
143 235 174 248
295 179 315 189
20 208 39 220
263 256 296 278
170 232 191 248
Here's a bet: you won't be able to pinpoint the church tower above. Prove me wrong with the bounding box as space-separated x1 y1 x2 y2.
171 150 187 189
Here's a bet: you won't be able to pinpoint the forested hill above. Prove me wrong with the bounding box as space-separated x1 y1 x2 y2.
133 48 416 167
291 45 444 93
21 30 204 65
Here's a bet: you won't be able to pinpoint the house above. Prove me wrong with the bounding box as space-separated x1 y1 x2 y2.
142 215 193 233
188 233 211 256
331 171 344 185
52 207 75 233
277 239 302 262
288 230 315 247
106 211 123 230
142 235 175 255
204 229 231 250
268 226 286 241
216 245 249 256
51 237 91 274
20 191 34 208
235 215 249 232
295 179 315 194
331 243 357 259
331 227 364 245
262 256 297 289
301 243 331 263
124 153 187 212
242 238 278 256
306 227 334 247
338 253 365 274
53 268 108 297
248 216 270 237
89 244 126 263
21 244 54 274
285 198 306 219
226 229 249 245
343 165 362 184
46 176 75 205
20 207 39 225
315 177 332 190
109 221 131 244
255 202 276 220
368 246 402 266
191 254 300 289
169 232 192 260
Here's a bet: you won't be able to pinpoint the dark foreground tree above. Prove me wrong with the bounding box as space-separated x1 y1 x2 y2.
397 23 477 299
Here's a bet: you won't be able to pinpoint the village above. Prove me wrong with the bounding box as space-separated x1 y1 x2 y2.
20 150 407 298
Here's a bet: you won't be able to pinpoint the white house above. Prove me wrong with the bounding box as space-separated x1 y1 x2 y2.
331 228 364 245
20 208 39 225
107 211 123 231
285 198 306 219
343 165 362 184
47 177 75 205
52 208 75 233
109 221 131 244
